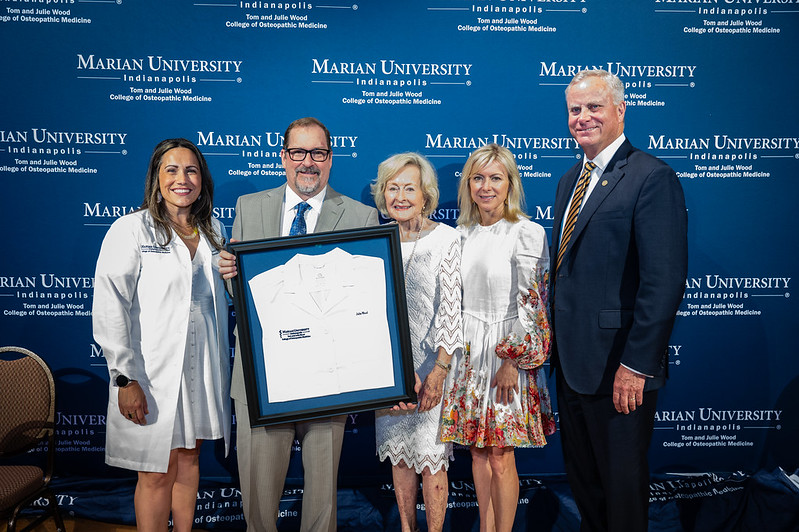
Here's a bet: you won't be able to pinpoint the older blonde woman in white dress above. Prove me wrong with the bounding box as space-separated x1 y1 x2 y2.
372 152 463 532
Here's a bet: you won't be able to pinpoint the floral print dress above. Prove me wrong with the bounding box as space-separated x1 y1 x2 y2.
440 218 555 448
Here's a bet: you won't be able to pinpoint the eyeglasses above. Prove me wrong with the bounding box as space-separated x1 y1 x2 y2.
285 148 331 162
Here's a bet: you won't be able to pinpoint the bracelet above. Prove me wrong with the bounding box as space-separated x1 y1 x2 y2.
434 359 451 372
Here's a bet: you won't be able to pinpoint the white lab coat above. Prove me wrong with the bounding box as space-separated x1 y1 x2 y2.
248 247 395 403
92 210 230 473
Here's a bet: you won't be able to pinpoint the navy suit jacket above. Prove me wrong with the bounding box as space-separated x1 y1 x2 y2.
551 139 688 395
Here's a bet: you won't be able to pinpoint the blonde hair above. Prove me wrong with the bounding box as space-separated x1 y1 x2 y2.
456 143 528 226
371 152 439 218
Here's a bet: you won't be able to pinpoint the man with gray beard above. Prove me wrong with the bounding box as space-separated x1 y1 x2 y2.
222 117 378 531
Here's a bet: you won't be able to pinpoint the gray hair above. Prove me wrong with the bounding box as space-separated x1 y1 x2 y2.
565 69 625 105
371 152 439 218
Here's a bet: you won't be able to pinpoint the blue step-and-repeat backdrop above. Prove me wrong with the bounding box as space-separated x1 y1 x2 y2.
1 0 797 528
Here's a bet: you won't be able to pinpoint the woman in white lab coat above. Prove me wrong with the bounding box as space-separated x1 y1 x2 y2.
92 138 230 532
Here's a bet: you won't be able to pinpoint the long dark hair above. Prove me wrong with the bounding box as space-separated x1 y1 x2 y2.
140 138 224 250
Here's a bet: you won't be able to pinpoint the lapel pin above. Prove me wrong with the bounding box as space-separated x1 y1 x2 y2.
601 180 608 186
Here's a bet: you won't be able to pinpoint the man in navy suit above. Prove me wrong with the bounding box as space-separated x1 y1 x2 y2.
551 69 688 531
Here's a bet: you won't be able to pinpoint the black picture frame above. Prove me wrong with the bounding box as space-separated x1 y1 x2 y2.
229 224 416 427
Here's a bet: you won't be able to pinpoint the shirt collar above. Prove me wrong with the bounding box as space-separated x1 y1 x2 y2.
284 185 327 213
281 247 354 293
586 133 626 173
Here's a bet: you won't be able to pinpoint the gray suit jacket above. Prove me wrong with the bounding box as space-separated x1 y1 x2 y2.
229 183 379 403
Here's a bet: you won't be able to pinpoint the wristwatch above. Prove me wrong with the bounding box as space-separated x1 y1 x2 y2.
115 374 134 387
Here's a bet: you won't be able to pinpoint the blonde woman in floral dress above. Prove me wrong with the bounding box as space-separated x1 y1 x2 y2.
440 143 555 532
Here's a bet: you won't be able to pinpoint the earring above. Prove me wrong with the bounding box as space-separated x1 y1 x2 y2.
157 191 163 203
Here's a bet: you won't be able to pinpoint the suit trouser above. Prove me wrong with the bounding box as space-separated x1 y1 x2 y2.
235 399 345 532
556 371 658 532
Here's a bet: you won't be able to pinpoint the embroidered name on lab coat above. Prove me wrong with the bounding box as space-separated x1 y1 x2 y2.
141 244 170 254
279 328 312 341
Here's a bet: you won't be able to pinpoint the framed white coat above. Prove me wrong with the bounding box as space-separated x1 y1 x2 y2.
230 224 416 427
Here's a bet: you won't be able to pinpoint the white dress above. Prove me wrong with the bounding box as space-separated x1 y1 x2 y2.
375 223 463 474
440 218 555 448
171 250 225 448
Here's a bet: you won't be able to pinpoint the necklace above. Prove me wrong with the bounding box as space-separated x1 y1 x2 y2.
172 224 198 239
402 219 424 279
